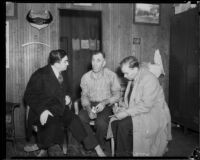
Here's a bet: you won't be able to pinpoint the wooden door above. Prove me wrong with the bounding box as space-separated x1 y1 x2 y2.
183 8 199 131
59 9 102 101
169 7 199 131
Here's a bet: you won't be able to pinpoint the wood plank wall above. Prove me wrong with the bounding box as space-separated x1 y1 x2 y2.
6 3 173 138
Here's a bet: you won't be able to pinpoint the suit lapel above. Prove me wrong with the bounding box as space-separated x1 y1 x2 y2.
126 68 142 107
44 65 61 89
124 81 131 106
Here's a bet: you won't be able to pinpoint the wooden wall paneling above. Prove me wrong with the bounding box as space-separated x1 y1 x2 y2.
102 3 112 69
119 4 132 63
23 3 29 93
6 19 12 101
12 19 17 102
15 3 25 138
113 4 121 71
50 4 58 50
110 4 118 71
8 20 13 102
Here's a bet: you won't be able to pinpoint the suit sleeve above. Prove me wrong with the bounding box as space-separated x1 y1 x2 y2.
126 74 160 116
63 73 71 97
24 71 48 116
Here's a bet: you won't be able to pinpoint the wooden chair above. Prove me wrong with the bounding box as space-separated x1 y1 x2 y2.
6 102 20 152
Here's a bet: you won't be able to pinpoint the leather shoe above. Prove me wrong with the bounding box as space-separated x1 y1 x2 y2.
48 144 63 157
37 149 47 157
24 143 39 152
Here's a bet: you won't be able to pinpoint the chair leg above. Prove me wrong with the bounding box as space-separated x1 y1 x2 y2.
111 137 114 157
11 137 17 155
62 133 67 155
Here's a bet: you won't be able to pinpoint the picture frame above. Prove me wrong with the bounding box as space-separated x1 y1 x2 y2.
134 3 160 25
6 2 17 19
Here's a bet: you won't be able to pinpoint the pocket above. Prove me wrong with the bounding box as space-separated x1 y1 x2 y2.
143 114 159 138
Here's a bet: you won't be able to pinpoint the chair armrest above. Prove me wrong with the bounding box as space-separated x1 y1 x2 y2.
74 100 79 115
6 102 20 124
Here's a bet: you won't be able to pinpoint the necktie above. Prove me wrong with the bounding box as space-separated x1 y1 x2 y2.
58 73 63 84
127 81 134 104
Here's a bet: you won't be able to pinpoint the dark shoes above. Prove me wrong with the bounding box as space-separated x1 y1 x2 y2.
48 144 64 157
37 150 47 157
24 143 64 157
36 144 63 157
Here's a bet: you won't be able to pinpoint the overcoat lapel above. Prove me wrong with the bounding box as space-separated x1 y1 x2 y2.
47 65 63 87
124 81 131 107
124 69 142 108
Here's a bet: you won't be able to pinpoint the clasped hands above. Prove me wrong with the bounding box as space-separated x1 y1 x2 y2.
40 95 71 125
110 102 129 120
88 101 106 119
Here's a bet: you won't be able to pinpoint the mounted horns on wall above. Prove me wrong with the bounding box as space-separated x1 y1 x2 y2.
26 10 53 30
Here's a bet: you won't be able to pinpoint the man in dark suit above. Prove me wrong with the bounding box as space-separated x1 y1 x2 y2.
24 49 105 156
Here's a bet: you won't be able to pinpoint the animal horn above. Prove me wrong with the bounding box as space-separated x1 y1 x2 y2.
26 9 53 25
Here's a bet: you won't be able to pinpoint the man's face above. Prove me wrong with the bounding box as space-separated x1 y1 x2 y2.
57 55 69 72
121 63 138 80
92 53 105 73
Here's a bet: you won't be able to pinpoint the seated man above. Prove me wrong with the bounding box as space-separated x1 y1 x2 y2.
110 56 172 156
78 51 121 155
24 49 105 157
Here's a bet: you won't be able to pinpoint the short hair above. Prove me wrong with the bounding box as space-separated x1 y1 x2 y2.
92 51 106 59
48 49 68 65
120 56 139 69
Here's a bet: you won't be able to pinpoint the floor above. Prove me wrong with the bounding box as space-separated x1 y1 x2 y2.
5 123 199 158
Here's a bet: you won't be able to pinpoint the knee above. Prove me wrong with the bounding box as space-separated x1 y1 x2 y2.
95 118 107 129
111 120 118 130
46 116 60 126
78 110 89 123
117 119 129 131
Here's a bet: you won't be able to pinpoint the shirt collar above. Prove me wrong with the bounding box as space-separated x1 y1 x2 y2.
90 68 105 80
51 65 60 78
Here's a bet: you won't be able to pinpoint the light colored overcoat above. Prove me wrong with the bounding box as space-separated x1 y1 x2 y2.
124 67 172 156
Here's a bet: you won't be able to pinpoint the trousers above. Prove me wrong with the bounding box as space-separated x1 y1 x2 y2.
37 105 87 149
111 116 133 156
78 102 113 152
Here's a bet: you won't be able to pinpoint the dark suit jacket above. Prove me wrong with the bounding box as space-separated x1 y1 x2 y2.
24 64 69 139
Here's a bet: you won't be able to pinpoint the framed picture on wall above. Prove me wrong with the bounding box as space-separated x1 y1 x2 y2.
134 3 160 25
6 2 17 19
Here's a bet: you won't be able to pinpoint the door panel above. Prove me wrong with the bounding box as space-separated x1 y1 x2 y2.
169 8 199 131
184 9 199 130
169 13 187 121
59 10 102 101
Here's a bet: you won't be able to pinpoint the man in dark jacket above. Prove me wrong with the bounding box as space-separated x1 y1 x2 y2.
24 49 105 156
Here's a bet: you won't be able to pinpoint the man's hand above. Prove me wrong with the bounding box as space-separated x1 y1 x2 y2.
113 105 126 114
118 101 127 108
89 110 97 119
115 111 128 120
95 102 106 113
112 105 119 114
40 110 54 125
65 95 71 105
